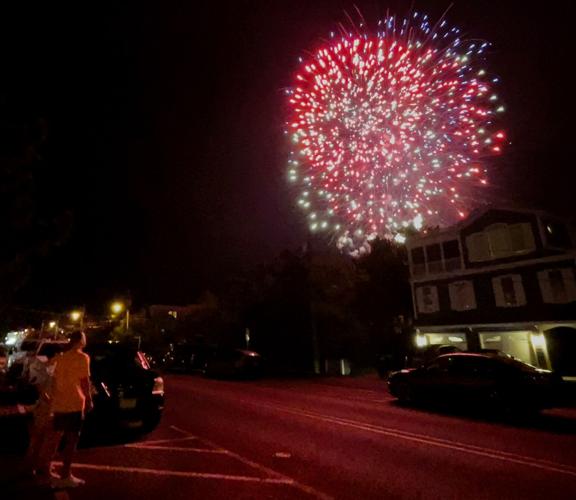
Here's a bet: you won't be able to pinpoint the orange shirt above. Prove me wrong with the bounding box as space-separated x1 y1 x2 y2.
51 350 91 414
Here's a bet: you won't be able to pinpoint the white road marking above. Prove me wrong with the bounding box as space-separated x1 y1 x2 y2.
52 461 293 484
125 444 228 454
252 402 576 478
133 435 199 446
170 425 334 500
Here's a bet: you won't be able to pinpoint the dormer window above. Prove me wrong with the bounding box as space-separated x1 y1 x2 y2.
467 223 535 262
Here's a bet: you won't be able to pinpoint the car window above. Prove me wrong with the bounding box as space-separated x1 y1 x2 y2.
88 345 145 371
446 356 498 377
427 357 450 372
20 340 39 352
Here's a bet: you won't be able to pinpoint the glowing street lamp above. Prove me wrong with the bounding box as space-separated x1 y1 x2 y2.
110 302 124 315
70 311 82 322
110 301 130 330
48 321 57 329
70 310 84 329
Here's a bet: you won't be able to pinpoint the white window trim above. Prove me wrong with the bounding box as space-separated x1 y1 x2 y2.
467 223 536 263
538 268 576 304
492 274 526 308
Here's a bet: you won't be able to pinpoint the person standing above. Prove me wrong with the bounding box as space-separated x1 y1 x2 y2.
26 344 59 476
39 331 93 488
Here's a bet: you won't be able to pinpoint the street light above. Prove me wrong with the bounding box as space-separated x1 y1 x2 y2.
110 301 129 330
70 310 84 330
111 302 124 315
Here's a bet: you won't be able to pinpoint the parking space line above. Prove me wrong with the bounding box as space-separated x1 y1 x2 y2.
53 461 294 484
125 444 228 454
170 425 334 500
132 436 199 446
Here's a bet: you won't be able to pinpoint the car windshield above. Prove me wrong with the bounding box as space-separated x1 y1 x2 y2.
87 344 150 372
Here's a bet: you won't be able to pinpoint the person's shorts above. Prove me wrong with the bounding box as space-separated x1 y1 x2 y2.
53 412 84 433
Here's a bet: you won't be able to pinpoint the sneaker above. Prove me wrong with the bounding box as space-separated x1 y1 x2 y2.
53 475 85 488
35 471 60 487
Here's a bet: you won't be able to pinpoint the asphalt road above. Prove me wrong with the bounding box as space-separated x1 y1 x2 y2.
6 374 576 499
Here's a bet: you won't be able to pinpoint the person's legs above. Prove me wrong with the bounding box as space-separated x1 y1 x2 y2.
52 412 85 487
28 403 52 471
60 430 80 479
35 428 62 481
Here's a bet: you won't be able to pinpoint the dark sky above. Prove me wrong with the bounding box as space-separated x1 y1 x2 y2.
1 1 572 309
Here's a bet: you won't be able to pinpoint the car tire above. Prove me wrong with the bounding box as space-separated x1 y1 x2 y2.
396 382 413 404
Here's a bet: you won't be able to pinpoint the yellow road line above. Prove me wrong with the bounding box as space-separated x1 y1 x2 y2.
254 402 576 478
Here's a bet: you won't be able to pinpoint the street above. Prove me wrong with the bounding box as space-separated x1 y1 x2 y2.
6 374 576 499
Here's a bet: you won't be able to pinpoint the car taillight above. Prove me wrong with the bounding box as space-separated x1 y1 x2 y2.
152 376 164 395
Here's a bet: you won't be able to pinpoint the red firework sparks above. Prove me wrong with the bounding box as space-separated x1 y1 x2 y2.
286 12 505 253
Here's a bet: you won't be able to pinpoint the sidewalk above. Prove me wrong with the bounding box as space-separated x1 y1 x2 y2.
311 371 387 391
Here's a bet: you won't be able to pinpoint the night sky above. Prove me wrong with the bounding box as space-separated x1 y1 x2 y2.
1 1 572 310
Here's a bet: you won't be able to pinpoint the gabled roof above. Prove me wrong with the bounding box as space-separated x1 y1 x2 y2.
406 205 568 247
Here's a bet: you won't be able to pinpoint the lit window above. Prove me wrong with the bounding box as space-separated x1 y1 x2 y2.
416 285 439 314
487 223 510 257
509 223 535 253
466 232 490 262
449 280 477 311
492 274 526 307
467 223 535 262
538 268 576 304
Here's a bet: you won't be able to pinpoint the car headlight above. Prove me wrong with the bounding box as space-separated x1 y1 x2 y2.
152 376 164 395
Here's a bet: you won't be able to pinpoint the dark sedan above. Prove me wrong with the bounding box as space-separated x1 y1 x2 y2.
388 352 562 412
203 348 262 379
85 343 165 433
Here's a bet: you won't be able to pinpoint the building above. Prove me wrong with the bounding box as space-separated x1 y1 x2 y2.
406 207 576 380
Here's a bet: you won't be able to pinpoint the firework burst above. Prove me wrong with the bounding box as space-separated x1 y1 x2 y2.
286 11 505 255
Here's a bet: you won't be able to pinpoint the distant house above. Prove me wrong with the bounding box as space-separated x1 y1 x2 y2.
406 207 576 380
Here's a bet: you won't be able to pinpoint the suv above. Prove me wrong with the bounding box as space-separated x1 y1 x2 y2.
86 342 165 433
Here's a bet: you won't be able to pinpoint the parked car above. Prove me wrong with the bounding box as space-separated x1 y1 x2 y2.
85 342 165 433
203 348 262 379
388 352 562 412
8 339 69 377
161 343 209 373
